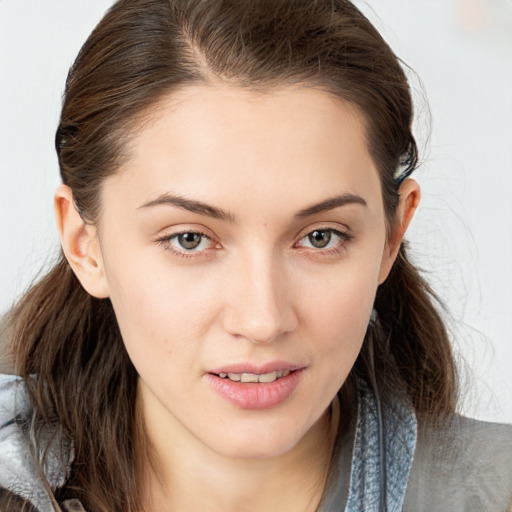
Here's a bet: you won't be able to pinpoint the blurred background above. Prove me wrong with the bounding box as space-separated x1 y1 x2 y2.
1 0 511 422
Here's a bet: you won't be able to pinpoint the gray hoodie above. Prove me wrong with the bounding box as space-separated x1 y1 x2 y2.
1 373 511 512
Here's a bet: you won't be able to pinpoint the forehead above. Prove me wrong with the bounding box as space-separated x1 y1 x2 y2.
104 84 383 220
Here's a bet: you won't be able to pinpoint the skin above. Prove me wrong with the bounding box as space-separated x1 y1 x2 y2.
55 85 420 511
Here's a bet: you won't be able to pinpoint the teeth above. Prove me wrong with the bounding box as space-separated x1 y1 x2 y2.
218 369 291 383
258 372 277 383
241 373 259 383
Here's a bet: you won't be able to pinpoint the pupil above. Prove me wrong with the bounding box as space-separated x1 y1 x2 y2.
179 233 201 250
309 230 331 248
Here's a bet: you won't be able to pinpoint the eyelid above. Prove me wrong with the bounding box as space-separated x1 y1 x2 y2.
293 224 354 254
153 223 218 240
154 226 220 257
294 222 353 242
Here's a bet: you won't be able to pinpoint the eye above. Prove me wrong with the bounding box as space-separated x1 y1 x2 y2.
156 230 218 257
295 228 352 252
175 232 205 250
307 230 334 249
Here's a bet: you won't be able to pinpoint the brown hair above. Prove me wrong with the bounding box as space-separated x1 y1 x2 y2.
3 0 457 510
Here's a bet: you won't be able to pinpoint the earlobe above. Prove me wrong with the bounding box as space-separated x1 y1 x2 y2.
378 179 421 284
54 184 110 299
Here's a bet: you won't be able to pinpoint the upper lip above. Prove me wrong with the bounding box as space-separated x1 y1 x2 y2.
208 361 306 375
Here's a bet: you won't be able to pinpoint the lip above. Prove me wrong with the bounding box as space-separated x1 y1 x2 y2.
205 365 306 410
208 361 304 376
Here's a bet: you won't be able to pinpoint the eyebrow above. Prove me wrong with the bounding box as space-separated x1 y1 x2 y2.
139 193 236 222
138 192 367 222
294 194 367 218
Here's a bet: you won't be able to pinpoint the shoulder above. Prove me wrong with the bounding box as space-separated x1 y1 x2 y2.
0 373 73 512
405 414 512 512
0 374 44 510
0 487 40 512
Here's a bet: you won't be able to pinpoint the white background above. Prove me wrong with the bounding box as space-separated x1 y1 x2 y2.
0 0 511 422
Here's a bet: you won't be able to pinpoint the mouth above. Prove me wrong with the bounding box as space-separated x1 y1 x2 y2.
206 366 305 409
214 369 291 383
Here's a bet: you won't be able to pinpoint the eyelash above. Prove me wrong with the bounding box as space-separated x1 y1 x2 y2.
294 228 353 256
156 230 217 260
155 227 353 260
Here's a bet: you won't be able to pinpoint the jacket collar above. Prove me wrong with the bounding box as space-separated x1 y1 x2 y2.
319 377 417 512
1 373 417 512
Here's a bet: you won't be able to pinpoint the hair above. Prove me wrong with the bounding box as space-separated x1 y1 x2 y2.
1 0 457 510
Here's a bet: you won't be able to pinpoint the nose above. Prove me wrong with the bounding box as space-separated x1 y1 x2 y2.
221 252 298 345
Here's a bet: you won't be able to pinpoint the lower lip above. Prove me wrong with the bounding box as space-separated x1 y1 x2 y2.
206 370 304 410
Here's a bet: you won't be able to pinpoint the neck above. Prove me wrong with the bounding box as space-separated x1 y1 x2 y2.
136 391 340 512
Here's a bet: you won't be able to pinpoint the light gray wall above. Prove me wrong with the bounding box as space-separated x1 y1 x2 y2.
1 0 510 422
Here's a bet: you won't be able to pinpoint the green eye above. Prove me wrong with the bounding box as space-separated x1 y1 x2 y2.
308 230 332 249
177 233 203 250
295 227 353 253
156 230 216 257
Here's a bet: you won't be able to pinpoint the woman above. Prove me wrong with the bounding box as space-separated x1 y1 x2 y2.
0 0 511 511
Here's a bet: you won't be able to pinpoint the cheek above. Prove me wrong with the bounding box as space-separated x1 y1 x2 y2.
310 278 374 357
299 249 382 366
102 249 222 371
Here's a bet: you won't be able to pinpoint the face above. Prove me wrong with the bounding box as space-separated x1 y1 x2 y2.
79 85 399 460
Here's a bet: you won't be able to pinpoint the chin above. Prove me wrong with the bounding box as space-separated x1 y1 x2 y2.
214 435 301 460
200 414 318 461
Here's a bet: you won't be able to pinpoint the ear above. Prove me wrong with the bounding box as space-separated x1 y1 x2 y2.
54 184 110 298
378 179 421 284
